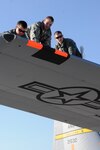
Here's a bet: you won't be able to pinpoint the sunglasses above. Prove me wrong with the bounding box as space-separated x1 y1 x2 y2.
18 28 25 33
55 35 63 39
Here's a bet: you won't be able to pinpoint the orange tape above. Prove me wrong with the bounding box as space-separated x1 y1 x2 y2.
55 50 68 58
27 40 43 50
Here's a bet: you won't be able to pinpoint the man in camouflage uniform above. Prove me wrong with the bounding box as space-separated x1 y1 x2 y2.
28 16 54 46
7 20 28 39
54 31 82 58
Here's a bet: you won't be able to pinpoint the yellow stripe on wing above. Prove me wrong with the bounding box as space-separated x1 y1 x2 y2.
55 128 92 140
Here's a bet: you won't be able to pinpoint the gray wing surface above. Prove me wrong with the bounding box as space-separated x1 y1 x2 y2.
0 34 100 131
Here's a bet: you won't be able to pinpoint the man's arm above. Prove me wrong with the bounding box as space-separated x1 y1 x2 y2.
44 36 51 47
29 23 41 42
68 39 82 58
42 29 52 47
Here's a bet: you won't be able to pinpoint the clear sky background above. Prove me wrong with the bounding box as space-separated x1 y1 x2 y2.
0 0 100 150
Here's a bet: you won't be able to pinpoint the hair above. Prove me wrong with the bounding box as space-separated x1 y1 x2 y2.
54 31 62 35
17 20 27 29
45 16 54 22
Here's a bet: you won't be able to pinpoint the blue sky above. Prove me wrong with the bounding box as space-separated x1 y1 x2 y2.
0 0 100 150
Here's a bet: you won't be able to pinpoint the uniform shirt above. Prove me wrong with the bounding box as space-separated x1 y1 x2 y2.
55 38 82 58
28 21 52 46
8 29 29 39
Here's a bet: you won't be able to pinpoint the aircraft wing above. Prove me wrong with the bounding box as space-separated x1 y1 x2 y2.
0 33 100 131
